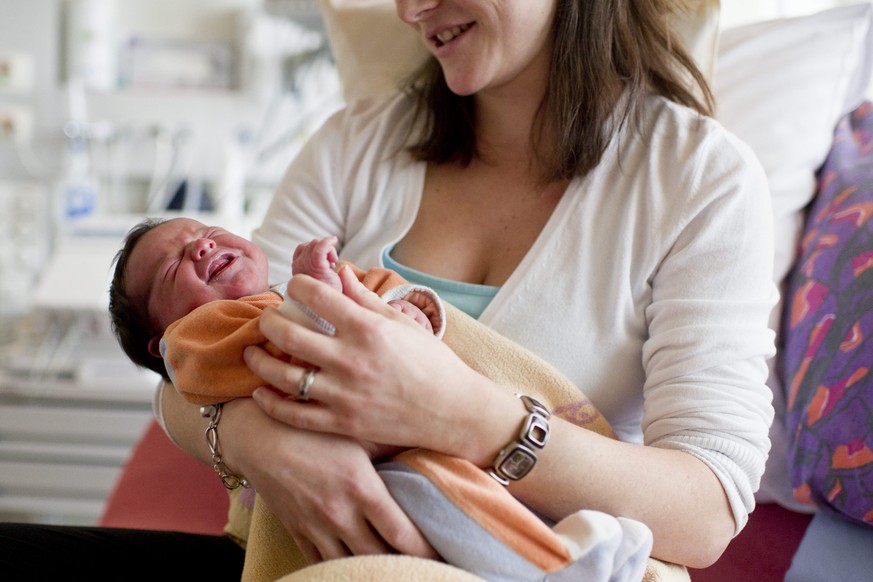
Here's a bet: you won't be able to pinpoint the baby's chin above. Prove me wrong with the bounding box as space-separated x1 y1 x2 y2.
220 265 269 296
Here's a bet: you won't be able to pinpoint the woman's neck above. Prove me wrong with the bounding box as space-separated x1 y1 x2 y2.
473 55 553 169
475 90 555 182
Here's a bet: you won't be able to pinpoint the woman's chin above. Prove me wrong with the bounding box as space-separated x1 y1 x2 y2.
444 76 482 97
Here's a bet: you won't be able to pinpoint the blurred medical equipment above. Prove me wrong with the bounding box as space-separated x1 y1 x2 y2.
66 0 118 92
0 0 341 527
49 3 341 240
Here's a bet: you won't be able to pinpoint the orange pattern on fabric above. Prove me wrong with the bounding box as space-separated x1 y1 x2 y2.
853 250 873 277
839 322 864 351
799 235 839 277
788 315 833 410
826 479 844 504
793 483 815 507
789 280 828 329
813 185 856 224
805 386 832 426
832 441 873 470
805 368 867 426
832 201 872 227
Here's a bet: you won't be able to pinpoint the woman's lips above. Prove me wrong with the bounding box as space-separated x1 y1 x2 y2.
433 23 472 47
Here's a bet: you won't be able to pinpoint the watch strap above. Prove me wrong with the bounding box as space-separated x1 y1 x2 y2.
488 394 551 485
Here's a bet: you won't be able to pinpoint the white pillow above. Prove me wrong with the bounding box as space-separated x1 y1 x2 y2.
714 3 873 289
712 3 873 511
319 0 722 103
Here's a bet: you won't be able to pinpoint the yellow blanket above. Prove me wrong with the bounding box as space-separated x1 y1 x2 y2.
236 303 689 582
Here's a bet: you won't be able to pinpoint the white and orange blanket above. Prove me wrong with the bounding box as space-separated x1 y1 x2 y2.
226 304 688 582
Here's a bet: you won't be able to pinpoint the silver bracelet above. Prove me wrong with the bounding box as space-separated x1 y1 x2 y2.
200 403 250 490
489 394 551 486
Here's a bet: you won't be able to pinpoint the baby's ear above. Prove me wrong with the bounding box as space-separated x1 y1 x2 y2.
148 336 163 359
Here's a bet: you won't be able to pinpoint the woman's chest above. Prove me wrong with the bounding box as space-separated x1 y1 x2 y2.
392 162 566 286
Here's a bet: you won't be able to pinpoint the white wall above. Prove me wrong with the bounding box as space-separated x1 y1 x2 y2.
721 0 869 27
1 0 869 220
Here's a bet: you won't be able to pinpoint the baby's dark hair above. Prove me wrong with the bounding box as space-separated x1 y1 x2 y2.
108 217 171 381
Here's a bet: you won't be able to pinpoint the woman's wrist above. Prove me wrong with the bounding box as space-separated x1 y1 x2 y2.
445 377 530 468
215 397 259 480
200 403 251 490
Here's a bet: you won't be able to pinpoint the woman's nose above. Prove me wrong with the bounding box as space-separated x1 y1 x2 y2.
188 238 215 260
395 0 438 24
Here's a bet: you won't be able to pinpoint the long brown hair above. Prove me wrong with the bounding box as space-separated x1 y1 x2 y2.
405 0 714 183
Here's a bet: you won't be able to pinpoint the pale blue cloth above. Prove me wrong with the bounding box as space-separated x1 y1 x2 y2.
786 511 873 582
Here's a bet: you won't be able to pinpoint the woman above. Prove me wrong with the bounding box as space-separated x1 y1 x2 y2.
0 0 774 577
161 0 776 570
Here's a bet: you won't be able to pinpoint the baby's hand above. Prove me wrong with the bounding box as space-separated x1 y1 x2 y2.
387 299 433 333
292 236 342 292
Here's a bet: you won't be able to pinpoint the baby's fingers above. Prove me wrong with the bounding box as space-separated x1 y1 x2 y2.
337 266 404 319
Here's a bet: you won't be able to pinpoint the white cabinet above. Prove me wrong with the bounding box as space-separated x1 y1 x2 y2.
0 384 154 525
0 311 158 526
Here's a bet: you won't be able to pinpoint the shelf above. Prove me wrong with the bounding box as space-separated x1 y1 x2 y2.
0 403 152 443
0 326 155 526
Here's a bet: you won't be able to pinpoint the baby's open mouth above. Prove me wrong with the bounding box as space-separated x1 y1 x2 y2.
208 253 234 282
434 23 472 47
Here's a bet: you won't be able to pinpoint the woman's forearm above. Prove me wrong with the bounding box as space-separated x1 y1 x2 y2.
512 418 735 568
158 381 213 464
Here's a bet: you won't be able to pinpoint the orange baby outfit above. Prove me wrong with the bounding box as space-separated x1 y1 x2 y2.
161 263 443 405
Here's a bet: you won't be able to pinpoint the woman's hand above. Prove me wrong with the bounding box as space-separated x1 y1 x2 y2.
219 398 437 563
244 267 508 462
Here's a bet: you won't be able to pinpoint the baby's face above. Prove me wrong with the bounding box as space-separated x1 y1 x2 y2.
126 218 269 333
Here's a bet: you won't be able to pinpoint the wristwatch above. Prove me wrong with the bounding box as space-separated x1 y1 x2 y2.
489 395 551 486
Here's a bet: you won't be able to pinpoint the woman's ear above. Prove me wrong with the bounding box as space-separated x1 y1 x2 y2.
148 335 163 359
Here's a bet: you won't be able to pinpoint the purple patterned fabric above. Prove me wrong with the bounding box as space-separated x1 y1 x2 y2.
783 101 873 527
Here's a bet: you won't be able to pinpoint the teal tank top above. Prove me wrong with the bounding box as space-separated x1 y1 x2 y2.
381 248 498 320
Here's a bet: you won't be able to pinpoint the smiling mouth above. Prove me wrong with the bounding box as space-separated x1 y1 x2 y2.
207 253 235 282
433 23 472 48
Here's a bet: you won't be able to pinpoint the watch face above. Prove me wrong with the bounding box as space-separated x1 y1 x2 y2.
499 446 537 480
